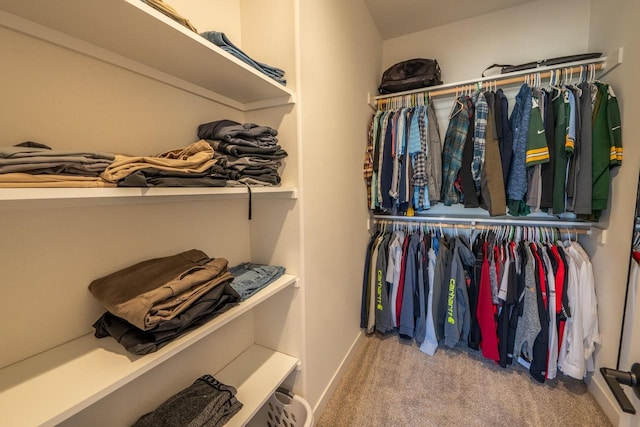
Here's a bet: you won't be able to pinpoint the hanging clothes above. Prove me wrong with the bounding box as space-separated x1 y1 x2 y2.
507 84 532 216
366 100 437 214
360 221 599 386
368 71 620 220
590 83 622 219
426 98 443 203
481 91 507 216
441 97 470 205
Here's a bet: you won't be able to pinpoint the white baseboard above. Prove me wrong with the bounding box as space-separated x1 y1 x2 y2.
312 331 364 422
590 374 625 426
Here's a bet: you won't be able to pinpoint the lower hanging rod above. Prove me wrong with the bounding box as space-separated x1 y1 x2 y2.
372 214 592 234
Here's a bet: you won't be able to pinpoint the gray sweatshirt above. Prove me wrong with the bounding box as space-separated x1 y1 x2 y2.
444 237 476 348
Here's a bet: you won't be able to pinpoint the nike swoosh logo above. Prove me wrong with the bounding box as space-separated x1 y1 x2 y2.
612 125 621 131
537 129 545 134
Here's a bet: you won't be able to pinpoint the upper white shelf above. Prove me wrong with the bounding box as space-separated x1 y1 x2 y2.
0 0 295 111
0 274 298 427
0 185 298 210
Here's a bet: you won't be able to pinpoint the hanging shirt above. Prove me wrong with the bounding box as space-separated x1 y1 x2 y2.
507 84 532 215
591 83 622 219
541 246 558 380
526 97 550 166
481 92 507 216
496 89 513 192
374 232 394 334
573 81 594 215
420 247 439 355
472 92 489 191
387 230 405 328
552 90 569 214
441 97 470 205
477 240 500 361
426 98 443 203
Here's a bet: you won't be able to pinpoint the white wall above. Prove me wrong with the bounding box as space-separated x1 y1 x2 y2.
586 0 640 425
382 0 590 83
297 0 381 415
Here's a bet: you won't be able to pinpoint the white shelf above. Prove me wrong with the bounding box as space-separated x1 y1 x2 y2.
0 0 295 111
0 185 298 210
216 345 299 427
0 274 298 427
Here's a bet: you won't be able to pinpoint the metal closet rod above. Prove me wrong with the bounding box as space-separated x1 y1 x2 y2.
373 215 592 235
373 57 607 105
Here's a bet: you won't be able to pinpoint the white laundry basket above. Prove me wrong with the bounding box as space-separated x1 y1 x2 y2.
248 389 313 427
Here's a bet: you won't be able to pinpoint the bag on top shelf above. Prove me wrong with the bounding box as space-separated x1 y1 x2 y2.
378 58 443 94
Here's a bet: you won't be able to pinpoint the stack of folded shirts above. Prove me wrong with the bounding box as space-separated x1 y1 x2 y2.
100 140 230 187
89 249 240 355
133 374 242 427
200 31 286 85
198 120 287 186
0 141 116 187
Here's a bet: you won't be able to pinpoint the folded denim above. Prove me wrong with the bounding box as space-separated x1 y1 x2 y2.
229 262 285 300
133 374 242 427
199 31 286 85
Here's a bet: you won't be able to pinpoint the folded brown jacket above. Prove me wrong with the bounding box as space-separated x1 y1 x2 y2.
89 249 232 331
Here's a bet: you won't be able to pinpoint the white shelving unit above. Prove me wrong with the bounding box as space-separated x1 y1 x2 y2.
0 0 303 425
0 275 298 427
0 0 295 111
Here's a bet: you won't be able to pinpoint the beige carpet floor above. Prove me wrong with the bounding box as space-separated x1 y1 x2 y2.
316 333 611 427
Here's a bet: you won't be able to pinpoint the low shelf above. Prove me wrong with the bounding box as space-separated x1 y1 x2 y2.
0 274 298 427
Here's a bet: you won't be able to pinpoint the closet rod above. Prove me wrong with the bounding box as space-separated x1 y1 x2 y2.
374 219 590 237
372 215 592 234
373 55 608 103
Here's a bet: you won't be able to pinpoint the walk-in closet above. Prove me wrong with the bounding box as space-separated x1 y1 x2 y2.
0 0 638 426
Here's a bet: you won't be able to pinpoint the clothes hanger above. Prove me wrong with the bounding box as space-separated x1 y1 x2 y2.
449 88 464 120
551 69 564 100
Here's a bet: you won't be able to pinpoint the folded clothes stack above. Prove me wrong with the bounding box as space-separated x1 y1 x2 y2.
89 249 240 355
0 141 116 187
198 120 288 186
100 140 230 187
200 31 286 85
133 374 243 427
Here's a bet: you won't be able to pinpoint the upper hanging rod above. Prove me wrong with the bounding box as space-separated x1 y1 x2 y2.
372 50 622 104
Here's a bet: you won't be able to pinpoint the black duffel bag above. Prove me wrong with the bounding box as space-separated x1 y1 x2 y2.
378 58 442 94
